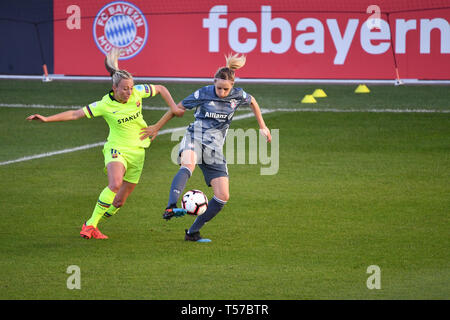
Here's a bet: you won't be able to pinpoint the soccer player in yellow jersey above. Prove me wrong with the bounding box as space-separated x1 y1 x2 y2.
26 49 182 239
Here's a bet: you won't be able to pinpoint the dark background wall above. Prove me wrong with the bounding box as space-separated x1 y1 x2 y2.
0 0 53 75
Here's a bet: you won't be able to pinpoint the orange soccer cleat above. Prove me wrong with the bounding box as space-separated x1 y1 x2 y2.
92 227 108 239
80 223 95 239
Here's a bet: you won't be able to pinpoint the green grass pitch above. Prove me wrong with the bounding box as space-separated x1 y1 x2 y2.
0 80 449 299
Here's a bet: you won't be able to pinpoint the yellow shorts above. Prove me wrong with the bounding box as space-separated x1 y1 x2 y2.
102 143 146 184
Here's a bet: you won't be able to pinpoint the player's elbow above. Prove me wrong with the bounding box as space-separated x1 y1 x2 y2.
173 104 185 117
153 84 165 94
72 109 86 120
174 108 185 117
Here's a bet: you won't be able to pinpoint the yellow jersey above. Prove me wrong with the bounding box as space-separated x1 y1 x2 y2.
83 84 156 149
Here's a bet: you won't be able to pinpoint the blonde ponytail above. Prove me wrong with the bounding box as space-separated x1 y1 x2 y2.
214 53 246 82
104 48 133 86
225 53 246 71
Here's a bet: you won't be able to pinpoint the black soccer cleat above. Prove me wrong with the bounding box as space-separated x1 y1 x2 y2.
184 229 202 241
184 229 211 242
163 207 187 220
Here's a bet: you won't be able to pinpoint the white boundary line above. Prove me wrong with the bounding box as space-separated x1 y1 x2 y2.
0 142 106 166
265 107 450 113
1 74 450 85
0 103 168 110
0 111 270 166
1 103 448 166
1 103 449 113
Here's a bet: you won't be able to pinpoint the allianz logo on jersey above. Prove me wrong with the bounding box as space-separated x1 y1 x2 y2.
205 111 227 119
204 111 234 120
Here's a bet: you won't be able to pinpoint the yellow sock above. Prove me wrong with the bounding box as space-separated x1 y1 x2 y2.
103 205 121 219
86 187 116 228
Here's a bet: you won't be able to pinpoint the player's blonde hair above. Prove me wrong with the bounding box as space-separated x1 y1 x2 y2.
104 48 133 87
214 53 246 83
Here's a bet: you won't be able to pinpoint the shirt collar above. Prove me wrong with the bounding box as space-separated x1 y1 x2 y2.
108 90 119 102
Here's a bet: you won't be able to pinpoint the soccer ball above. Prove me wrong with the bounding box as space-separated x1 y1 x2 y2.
181 190 208 215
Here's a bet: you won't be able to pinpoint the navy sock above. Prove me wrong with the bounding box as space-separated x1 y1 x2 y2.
167 166 192 208
188 196 226 234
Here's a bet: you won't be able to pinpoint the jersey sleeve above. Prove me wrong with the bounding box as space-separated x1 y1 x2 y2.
239 89 253 106
182 88 203 110
134 84 156 99
83 101 105 119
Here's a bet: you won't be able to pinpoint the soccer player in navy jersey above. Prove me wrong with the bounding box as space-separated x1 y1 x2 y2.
140 54 272 242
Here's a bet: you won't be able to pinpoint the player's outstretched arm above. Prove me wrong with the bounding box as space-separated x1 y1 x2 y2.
26 108 86 123
140 103 186 141
249 96 272 143
153 85 185 117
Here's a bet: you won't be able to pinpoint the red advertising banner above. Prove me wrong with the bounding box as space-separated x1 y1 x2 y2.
54 0 450 79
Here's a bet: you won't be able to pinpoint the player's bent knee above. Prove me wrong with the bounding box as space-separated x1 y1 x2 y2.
182 163 196 174
215 193 229 203
113 198 124 208
108 182 122 193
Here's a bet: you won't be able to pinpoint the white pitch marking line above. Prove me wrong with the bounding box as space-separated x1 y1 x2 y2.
1 103 448 166
0 103 169 110
0 111 271 166
1 103 449 113
264 107 450 113
0 142 106 166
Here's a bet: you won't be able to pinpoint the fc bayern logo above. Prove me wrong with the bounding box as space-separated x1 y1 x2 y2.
230 99 237 109
93 1 148 60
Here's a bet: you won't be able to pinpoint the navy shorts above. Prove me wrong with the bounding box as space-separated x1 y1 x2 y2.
179 134 228 187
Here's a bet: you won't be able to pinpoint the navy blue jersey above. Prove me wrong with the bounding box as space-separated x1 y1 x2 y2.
182 85 252 149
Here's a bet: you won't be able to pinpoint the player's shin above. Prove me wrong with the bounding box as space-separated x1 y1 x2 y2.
86 187 117 228
188 196 226 234
103 205 121 220
167 166 192 208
